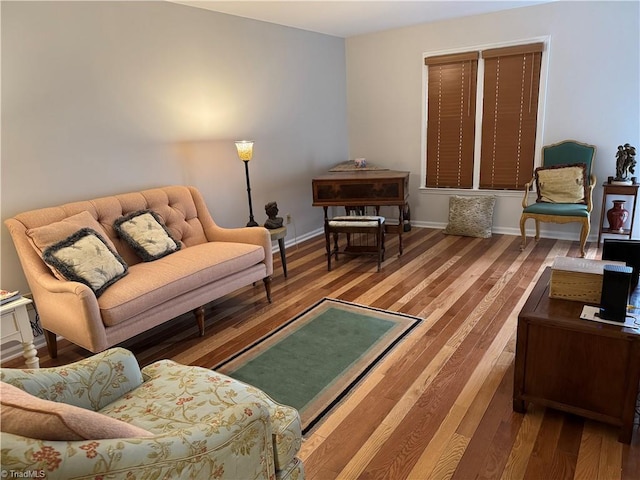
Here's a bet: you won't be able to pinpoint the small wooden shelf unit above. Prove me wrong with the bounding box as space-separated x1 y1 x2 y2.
597 182 639 245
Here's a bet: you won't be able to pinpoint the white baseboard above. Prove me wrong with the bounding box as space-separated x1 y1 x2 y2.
412 221 598 242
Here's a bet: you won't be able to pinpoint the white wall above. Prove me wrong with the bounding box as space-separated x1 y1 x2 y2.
3 1 638 296
346 1 640 241
1 1 348 293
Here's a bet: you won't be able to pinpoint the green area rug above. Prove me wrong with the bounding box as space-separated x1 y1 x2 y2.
213 298 421 434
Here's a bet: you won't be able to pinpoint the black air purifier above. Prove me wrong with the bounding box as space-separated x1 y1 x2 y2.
599 264 633 322
602 239 640 288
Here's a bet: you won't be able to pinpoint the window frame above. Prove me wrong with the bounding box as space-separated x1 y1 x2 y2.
420 37 550 195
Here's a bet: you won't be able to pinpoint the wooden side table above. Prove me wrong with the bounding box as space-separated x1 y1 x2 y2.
597 182 639 245
269 226 288 278
1 297 39 368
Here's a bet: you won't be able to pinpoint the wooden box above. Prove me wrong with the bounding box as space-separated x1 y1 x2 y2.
549 257 626 303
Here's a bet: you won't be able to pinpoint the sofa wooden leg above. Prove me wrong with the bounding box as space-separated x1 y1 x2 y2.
44 329 58 358
193 306 205 336
263 276 272 303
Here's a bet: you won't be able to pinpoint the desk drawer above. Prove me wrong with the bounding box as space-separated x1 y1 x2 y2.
1 310 21 338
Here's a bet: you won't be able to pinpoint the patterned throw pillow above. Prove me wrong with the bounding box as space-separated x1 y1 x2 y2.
25 211 118 280
443 195 496 238
535 163 587 203
0 382 152 440
42 228 128 297
114 210 181 262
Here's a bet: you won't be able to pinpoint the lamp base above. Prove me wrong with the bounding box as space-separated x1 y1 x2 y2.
246 220 259 227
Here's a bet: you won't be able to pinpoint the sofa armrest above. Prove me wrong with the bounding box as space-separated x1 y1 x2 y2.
4 217 110 352
188 186 273 276
29 271 112 352
586 173 596 212
521 177 535 208
205 225 273 277
0 403 276 480
0 348 143 411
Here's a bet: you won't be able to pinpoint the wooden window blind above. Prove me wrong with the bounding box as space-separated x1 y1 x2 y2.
425 52 479 188
479 43 544 189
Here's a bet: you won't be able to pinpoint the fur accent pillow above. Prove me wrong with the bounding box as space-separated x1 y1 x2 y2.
443 195 496 238
0 382 152 440
535 163 587 203
114 210 181 261
26 211 118 280
42 228 128 297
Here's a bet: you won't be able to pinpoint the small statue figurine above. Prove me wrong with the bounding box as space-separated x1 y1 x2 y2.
264 201 284 229
615 143 637 181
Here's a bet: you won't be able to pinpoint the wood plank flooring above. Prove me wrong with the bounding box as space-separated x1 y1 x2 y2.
3 227 639 479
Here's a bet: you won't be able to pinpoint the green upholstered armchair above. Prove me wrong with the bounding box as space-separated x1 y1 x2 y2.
520 140 597 257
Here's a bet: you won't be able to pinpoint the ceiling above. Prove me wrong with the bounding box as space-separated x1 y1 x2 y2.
171 0 553 38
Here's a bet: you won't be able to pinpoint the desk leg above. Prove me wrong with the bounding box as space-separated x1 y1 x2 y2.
12 304 40 368
278 238 288 278
22 342 39 369
398 205 404 256
598 193 607 246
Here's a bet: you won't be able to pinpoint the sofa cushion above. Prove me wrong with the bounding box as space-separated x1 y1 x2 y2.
25 211 118 279
0 382 152 441
114 210 181 262
42 228 128 297
98 241 265 326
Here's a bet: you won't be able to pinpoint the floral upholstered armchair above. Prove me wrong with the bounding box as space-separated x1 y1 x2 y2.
0 348 304 480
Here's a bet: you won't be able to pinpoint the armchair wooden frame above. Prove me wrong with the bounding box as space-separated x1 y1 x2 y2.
520 140 597 258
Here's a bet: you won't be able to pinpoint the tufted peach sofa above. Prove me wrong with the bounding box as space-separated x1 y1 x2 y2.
4 185 273 357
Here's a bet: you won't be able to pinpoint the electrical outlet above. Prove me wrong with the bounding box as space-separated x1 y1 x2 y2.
286 213 292 224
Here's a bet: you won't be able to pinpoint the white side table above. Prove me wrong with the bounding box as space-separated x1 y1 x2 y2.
1 297 39 368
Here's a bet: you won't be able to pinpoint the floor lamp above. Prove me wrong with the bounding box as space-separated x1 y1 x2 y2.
235 140 259 227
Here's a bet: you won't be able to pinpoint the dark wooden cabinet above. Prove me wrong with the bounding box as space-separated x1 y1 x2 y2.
513 267 640 443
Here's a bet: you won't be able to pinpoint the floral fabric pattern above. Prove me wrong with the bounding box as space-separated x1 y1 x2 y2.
1 348 304 480
0 347 143 410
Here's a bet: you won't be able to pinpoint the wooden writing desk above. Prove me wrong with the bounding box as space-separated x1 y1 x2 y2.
312 170 410 254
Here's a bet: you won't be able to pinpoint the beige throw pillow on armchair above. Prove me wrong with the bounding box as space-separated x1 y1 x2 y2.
535 163 587 204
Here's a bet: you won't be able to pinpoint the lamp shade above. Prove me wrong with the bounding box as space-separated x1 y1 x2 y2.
235 141 254 161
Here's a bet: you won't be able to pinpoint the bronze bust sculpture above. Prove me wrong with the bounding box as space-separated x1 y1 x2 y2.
264 201 284 229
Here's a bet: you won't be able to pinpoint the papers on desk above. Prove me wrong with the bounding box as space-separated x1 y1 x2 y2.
580 305 640 330
0 290 21 305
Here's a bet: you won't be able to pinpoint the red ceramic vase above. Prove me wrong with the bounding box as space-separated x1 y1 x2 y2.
607 200 629 231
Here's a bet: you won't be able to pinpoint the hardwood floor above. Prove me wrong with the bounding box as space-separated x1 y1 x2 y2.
3 227 639 479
